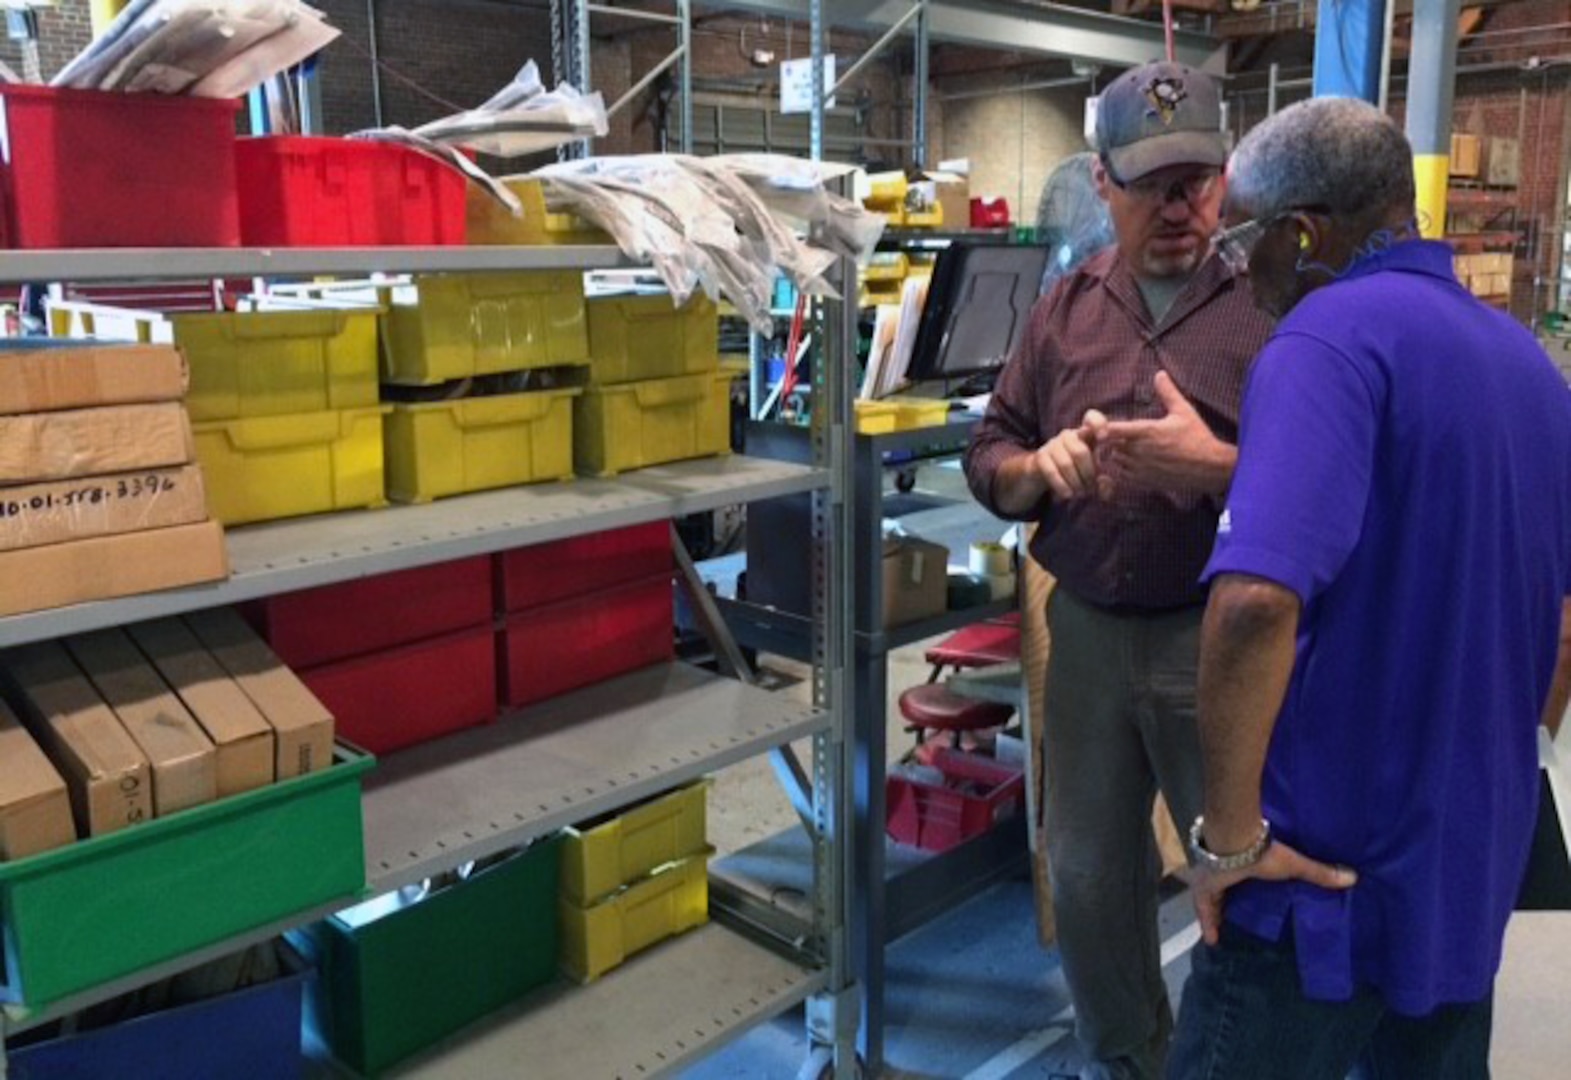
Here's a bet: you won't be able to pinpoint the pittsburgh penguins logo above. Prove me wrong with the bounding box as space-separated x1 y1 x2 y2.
1143 76 1187 126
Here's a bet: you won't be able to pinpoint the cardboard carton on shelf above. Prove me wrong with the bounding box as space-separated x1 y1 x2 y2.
128 617 275 797
0 698 76 860
0 343 188 415
1450 132 1482 178
882 536 950 628
0 464 209 553
0 641 153 837
184 607 334 780
0 519 229 619
66 628 218 817
0 402 194 484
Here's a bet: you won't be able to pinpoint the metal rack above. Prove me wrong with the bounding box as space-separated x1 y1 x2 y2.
0 244 857 1079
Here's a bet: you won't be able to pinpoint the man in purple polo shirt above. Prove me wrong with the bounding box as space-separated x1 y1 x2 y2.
1165 98 1571 1078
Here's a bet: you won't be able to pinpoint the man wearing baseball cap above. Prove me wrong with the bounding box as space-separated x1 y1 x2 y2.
966 60 1272 1079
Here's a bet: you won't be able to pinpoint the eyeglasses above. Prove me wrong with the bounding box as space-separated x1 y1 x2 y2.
1209 206 1330 273
1110 168 1221 206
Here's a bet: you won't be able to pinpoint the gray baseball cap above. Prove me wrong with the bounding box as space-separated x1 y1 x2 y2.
1095 60 1227 183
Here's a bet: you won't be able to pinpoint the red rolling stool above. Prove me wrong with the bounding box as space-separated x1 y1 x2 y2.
901 612 1021 756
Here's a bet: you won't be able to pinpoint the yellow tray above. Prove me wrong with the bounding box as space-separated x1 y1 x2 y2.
383 388 580 504
559 850 710 983
854 400 900 434
381 272 589 386
467 178 612 247
586 293 719 386
887 396 951 430
560 781 708 907
193 406 389 525
574 370 733 477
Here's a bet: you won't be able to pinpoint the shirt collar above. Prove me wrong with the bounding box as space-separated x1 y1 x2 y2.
1097 247 1245 330
1330 237 1455 285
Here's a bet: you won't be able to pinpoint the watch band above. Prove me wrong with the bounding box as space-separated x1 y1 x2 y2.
1188 815 1272 873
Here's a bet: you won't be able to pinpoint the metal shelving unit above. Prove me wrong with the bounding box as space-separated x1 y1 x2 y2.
0 244 856 1079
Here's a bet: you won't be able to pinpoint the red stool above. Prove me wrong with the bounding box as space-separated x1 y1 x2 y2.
923 612 1021 683
898 683 1014 756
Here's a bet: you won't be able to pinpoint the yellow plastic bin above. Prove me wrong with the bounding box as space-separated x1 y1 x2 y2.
383 388 580 504
467 178 612 246
585 293 719 385
560 781 708 906
854 400 900 435
559 849 711 983
887 396 951 430
381 272 589 386
573 370 733 477
193 406 390 525
861 253 908 283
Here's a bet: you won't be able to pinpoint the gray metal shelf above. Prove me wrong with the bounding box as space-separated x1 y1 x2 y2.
0 245 629 282
357 923 824 1080
0 455 825 648
363 662 828 892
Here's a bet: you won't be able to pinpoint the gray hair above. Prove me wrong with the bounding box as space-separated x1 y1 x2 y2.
1228 97 1415 221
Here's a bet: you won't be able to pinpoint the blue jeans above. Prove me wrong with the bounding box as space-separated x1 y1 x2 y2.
1165 922 1493 1080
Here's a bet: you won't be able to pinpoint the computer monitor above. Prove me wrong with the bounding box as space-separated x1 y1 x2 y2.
904 242 1050 386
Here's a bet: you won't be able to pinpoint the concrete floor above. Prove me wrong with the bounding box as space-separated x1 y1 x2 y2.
677 460 1571 1079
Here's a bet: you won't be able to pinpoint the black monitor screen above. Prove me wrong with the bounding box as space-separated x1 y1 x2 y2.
905 243 1050 383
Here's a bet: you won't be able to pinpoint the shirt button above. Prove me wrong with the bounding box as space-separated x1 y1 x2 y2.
1134 383 1153 405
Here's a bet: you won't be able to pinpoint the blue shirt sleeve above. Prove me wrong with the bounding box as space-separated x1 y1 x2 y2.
1203 330 1383 604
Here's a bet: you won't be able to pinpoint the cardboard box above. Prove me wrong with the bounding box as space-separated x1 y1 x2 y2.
928 171 970 231
66 628 217 816
0 519 229 618
0 464 208 553
1 641 152 837
882 536 949 628
127 617 273 796
0 402 195 484
1450 133 1482 178
0 344 188 416
0 698 76 859
184 608 334 779
1485 136 1520 187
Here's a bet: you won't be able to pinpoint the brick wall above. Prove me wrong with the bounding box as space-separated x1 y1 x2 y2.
0 0 92 81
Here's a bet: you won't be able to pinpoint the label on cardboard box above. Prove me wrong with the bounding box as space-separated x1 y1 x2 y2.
184 607 334 779
128 617 274 797
0 344 188 416
1 641 153 837
0 519 229 618
0 401 195 484
0 698 76 860
66 628 218 817
0 464 208 553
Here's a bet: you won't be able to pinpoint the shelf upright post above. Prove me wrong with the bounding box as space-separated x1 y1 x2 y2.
913 2 929 170
677 0 694 154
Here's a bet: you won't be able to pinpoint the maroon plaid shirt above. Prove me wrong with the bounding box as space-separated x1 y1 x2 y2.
965 246 1274 610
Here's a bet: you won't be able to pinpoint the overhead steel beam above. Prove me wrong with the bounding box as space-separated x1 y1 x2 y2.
707 0 1223 71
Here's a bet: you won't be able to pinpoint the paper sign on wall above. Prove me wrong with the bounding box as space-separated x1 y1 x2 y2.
781 55 836 115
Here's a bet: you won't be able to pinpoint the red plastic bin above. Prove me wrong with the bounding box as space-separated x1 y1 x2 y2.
499 573 674 709
300 626 497 756
0 85 240 249
886 749 1025 852
235 137 466 247
242 556 492 669
496 522 671 613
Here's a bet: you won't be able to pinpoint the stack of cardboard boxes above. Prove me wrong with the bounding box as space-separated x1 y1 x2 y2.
0 343 228 615
0 609 335 859
1454 251 1515 300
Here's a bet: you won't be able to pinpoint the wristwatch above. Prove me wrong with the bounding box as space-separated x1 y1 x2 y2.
1188 815 1272 873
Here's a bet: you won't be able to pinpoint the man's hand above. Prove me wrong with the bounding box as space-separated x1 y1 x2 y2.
1033 409 1109 500
1099 371 1236 496
1191 838 1358 946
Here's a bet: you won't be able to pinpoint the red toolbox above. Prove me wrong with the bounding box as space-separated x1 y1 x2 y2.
300 625 497 755
0 85 241 249
235 137 466 247
242 556 492 668
499 573 674 708
496 522 671 612
886 749 1025 852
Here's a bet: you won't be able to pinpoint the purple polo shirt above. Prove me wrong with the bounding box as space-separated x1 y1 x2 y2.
1203 239 1571 1014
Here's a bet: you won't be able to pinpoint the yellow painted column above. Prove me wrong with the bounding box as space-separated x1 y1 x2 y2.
89 0 130 37
1413 153 1449 239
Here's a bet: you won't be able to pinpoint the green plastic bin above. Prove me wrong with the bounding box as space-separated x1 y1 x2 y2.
0 745 372 1008
294 837 561 1076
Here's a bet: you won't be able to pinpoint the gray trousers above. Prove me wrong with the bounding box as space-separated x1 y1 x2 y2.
1044 588 1205 1080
